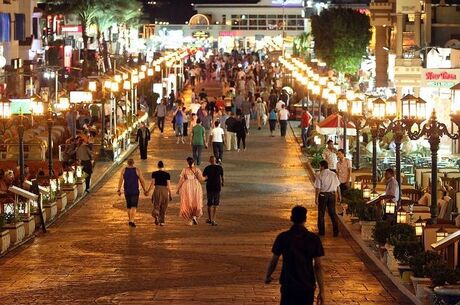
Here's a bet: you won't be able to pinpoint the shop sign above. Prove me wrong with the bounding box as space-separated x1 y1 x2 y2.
70 91 92 103
219 31 240 37
62 25 82 33
192 31 210 39
9 99 32 115
421 69 460 88
64 45 72 67
396 0 421 13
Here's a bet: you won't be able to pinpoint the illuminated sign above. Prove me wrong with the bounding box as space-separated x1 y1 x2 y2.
421 69 460 88
192 31 210 39
61 25 82 33
64 45 72 68
219 31 241 37
10 99 32 114
396 0 421 13
271 0 302 6
70 91 93 103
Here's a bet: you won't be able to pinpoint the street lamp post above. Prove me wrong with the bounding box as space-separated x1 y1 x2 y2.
47 105 54 177
368 98 387 189
337 95 348 152
349 97 366 169
18 109 25 187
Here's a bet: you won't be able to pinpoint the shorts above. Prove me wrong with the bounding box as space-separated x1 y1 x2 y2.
125 194 139 208
207 191 221 206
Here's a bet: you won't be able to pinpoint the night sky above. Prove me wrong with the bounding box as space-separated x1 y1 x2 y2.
141 0 261 24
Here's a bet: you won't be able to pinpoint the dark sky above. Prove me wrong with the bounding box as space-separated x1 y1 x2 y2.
141 0 261 24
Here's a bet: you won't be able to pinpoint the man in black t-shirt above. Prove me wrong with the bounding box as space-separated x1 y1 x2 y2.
203 156 224 226
265 206 325 305
145 161 171 226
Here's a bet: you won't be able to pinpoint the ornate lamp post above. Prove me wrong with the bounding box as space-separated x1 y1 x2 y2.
46 104 54 177
367 98 387 189
349 97 366 169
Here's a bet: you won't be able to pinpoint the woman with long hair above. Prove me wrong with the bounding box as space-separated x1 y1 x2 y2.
177 157 204 225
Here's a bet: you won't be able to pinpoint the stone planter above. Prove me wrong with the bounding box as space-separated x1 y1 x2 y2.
385 244 399 275
22 215 35 237
0 230 10 254
410 275 432 299
56 192 67 212
33 210 47 230
433 285 460 305
360 221 376 241
43 201 58 222
75 180 86 196
3 222 25 245
397 265 413 283
62 184 78 205
351 216 361 231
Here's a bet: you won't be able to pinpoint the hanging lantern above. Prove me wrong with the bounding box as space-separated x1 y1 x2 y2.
88 81 97 92
346 89 355 101
353 180 362 190
396 206 407 223
104 80 112 90
414 216 426 237
350 97 363 117
384 201 396 214
155 65 161 72
385 96 397 120
147 68 154 76
436 227 449 242
372 98 386 120
401 94 418 119
140 64 147 72
139 71 146 80
363 185 371 200
111 82 119 93
416 97 427 121
114 74 122 83
328 90 337 105
337 95 348 113
365 95 377 113
123 80 131 91
450 83 460 115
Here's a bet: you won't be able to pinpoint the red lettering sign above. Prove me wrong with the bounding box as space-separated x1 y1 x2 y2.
425 71 457 81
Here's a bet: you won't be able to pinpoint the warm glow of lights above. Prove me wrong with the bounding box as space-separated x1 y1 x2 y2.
372 98 386 120
88 81 97 92
337 95 348 112
123 80 131 90
104 80 112 90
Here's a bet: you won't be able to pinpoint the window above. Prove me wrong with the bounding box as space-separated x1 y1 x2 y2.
0 13 11 42
15 14 25 41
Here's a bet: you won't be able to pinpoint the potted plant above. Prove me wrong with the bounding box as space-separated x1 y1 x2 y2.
357 202 378 241
372 220 391 259
2 212 25 245
342 188 365 228
409 251 443 299
305 144 325 169
393 240 422 281
386 223 416 273
432 266 460 305
0 214 10 254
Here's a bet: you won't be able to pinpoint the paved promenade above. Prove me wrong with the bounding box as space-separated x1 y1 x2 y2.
0 82 412 305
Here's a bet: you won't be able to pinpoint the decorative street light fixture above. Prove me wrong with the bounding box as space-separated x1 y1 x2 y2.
367 97 387 189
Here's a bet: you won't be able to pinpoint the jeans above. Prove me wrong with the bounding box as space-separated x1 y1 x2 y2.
212 142 224 162
157 116 165 133
175 123 183 136
192 144 204 165
280 120 287 137
301 127 309 147
317 192 339 236
183 122 188 137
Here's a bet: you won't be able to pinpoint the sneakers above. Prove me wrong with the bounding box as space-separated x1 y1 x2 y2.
160 223 166 226
128 221 136 227
211 221 218 226
206 219 212 224
192 217 198 225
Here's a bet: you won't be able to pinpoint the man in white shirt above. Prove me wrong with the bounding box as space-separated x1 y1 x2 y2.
209 121 225 164
336 149 352 194
314 160 341 237
322 140 338 171
384 168 399 204
277 104 290 137
275 100 285 111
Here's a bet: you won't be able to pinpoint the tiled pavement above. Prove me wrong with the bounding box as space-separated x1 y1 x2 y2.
0 81 413 305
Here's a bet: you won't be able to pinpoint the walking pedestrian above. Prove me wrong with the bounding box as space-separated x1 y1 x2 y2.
203 156 224 226
210 121 225 164
300 109 312 148
177 157 204 225
136 122 150 160
145 161 172 226
234 114 248 151
278 104 289 137
154 99 167 134
75 137 93 192
191 119 207 165
201 110 212 141
336 149 352 194
322 140 338 172
117 159 147 227
265 205 325 305
225 112 238 151
182 107 189 138
255 97 267 130
173 106 185 144
268 108 277 137
241 96 252 130
315 160 341 237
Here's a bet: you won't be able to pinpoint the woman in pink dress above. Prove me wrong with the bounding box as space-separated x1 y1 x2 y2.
177 157 204 225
